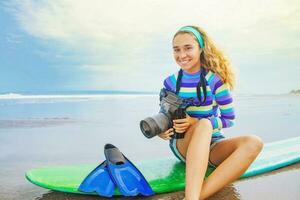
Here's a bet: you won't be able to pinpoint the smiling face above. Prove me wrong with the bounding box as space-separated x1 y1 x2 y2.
172 33 202 73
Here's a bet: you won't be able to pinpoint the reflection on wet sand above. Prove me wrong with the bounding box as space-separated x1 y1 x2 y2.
38 182 241 200
38 184 240 200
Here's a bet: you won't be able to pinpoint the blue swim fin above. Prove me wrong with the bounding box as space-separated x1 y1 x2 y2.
78 161 115 197
104 144 154 196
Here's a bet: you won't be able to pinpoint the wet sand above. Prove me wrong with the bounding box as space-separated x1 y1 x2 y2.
0 118 76 129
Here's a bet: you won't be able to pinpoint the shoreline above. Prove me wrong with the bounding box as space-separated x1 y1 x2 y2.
0 92 298 100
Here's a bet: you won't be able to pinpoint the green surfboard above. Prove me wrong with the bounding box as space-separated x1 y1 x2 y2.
26 137 300 196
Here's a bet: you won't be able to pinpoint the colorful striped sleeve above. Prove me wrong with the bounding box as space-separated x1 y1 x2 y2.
209 75 235 130
163 73 177 92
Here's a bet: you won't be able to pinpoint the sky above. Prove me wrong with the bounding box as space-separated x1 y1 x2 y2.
0 0 299 94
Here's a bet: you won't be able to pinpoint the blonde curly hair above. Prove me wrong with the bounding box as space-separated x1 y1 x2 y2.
173 26 235 90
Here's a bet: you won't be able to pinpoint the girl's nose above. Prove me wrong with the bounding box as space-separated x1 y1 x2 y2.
178 50 187 59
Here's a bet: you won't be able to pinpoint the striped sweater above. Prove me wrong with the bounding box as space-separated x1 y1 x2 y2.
163 69 235 136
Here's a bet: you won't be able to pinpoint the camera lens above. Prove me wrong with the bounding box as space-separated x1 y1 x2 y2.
140 120 151 137
140 118 156 138
140 114 170 139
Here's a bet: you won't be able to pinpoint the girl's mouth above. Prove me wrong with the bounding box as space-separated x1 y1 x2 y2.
179 60 190 65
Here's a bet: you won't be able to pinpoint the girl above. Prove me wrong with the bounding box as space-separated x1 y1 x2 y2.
159 26 263 200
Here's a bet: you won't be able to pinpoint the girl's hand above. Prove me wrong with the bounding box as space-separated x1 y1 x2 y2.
158 128 174 140
173 114 198 133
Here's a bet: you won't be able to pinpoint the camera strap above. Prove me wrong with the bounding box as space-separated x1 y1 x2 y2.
175 68 207 106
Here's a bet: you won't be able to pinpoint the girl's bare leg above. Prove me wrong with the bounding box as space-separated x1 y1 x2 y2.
176 119 213 200
176 120 263 200
199 135 263 199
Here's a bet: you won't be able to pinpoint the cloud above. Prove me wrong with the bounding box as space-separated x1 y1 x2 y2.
3 0 300 93
6 0 299 54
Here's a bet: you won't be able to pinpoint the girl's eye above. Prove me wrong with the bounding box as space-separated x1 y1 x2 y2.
173 49 180 53
186 47 193 50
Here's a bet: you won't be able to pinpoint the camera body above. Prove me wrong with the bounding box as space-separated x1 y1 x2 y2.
140 88 189 139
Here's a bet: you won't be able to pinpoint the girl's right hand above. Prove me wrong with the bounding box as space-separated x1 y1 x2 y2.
158 128 174 140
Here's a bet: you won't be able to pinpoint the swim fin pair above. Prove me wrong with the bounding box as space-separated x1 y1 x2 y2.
78 144 154 197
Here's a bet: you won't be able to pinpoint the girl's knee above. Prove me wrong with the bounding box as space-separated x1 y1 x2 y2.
187 119 213 142
194 118 213 133
242 135 264 155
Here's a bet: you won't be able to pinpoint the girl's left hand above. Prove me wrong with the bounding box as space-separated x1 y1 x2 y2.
173 114 198 133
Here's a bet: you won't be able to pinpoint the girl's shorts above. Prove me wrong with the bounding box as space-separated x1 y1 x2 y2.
169 134 226 168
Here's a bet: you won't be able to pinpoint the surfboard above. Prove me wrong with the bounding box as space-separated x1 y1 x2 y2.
26 136 300 196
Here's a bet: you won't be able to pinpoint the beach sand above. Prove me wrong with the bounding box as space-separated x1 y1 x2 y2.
0 94 299 200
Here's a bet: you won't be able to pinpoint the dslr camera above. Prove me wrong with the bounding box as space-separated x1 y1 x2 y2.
140 88 190 139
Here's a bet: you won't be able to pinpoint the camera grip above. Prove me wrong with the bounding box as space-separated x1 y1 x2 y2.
172 108 186 139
